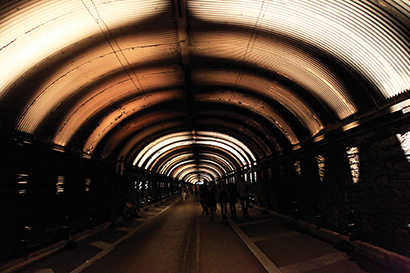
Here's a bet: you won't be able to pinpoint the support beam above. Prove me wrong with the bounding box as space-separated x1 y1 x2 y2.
173 0 201 181
173 0 189 65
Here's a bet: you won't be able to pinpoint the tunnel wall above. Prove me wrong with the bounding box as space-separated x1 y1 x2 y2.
0 139 181 262
250 114 410 256
353 131 410 255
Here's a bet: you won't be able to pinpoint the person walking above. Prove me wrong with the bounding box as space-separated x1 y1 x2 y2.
182 186 188 203
199 184 209 215
218 181 230 220
227 183 238 218
237 178 250 217
206 181 217 220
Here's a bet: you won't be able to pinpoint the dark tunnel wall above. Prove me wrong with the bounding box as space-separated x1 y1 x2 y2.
0 137 181 262
226 112 410 256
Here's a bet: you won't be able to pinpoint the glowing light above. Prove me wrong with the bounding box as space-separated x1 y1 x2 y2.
56 176 65 194
133 131 255 170
170 161 224 178
397 131 410 162
292 144 301 151
346 147 360 183
134 133 192 167
85 178 91 192
316 155 325 182
168 160 196 175
313 134 325 142
342 121 360 131
53 146 65 153
157 153 194 173
294 160 301 177
389 98 410 114
17 174 29 194
176 167 220 181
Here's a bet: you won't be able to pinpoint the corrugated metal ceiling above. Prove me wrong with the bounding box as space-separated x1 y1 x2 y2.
0 0 409 182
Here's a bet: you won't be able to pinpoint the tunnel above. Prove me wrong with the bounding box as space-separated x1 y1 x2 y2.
1 0 410 270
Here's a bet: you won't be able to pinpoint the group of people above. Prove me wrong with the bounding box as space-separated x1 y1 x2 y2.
198 179 250 221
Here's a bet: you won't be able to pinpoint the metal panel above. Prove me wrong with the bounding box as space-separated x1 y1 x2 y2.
189 0 410 102
1 0 175 134
1 0 410 182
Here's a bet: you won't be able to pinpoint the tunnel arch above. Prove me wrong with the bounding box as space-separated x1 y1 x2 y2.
1 0 410 260
0 0 409 184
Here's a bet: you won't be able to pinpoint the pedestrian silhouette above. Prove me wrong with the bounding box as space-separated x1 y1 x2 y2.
218 181 230 220
237 178 250 217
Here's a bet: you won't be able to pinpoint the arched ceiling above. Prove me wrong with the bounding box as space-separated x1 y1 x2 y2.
0 0 409 183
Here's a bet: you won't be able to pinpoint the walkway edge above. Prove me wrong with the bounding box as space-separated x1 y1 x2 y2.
227 217 282 273
255 206 410 273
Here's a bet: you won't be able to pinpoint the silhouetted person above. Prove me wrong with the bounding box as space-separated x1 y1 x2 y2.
227 183 238 218
218 181 230 220
182 186 188 203
206 181 217 220
237 178 250 217
199 184 209 215
194 184 200 202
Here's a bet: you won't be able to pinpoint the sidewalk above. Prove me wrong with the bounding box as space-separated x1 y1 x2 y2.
227 203 410 273
0 196 180 273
